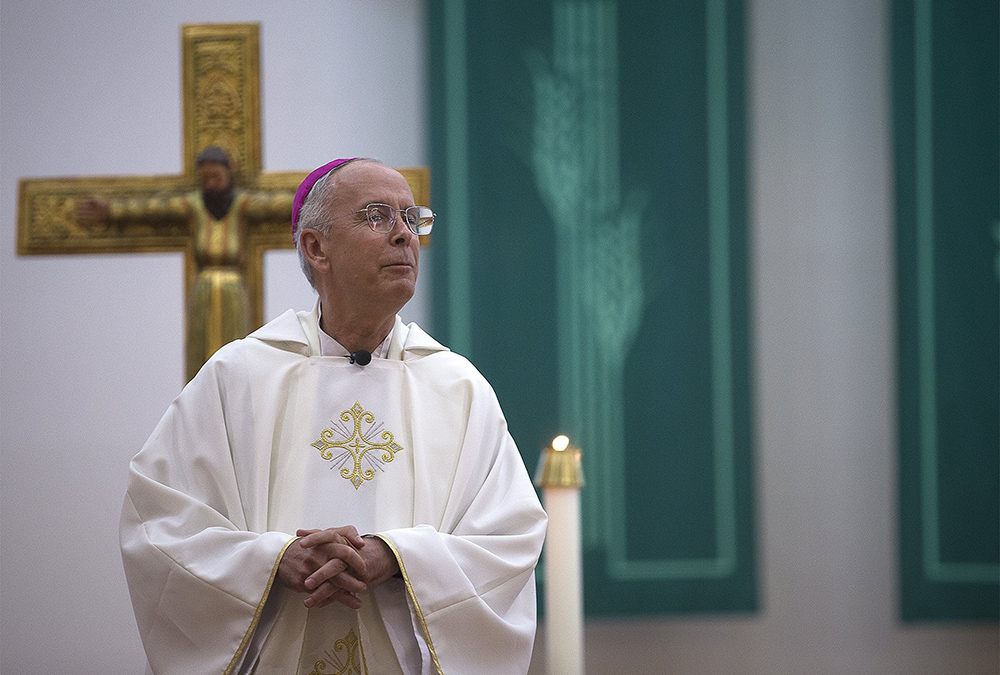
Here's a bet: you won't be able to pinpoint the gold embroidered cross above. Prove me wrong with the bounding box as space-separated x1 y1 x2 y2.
308 628 367 675
312 402 403 489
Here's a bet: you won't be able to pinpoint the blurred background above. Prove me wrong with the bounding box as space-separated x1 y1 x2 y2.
1 1 996 672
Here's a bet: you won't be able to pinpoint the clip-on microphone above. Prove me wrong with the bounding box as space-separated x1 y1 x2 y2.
349 350 372 366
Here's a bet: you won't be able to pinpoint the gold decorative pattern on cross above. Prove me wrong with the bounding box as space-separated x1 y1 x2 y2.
312 402 403 490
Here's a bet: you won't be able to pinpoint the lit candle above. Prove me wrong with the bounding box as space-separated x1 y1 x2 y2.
535 435 584 675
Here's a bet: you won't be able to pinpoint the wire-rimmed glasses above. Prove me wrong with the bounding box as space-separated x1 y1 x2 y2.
356 203 435 236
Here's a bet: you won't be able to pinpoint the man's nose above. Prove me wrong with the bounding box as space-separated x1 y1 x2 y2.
389 211 414 245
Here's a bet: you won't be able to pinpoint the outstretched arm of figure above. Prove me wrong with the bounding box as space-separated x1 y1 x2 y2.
75 196 111 227
242 190 294 224
75 194 187 230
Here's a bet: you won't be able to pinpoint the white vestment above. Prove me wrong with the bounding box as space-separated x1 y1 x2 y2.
120 306 547 675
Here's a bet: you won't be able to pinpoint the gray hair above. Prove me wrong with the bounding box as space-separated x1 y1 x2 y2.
294 158 378 288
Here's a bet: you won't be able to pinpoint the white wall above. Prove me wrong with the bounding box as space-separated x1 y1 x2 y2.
0 2 428 672
1 0 997 674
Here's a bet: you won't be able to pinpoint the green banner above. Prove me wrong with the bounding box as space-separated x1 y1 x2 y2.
893 0 1000 621
429 0 756 615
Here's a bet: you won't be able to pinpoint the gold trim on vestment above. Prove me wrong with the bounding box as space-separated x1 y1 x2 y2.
223 536 299 675
369 535 444 675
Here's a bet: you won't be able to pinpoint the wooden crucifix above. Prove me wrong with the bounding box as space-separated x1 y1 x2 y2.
17 23 430 381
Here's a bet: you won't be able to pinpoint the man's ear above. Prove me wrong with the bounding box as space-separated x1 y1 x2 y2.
300 229 330 274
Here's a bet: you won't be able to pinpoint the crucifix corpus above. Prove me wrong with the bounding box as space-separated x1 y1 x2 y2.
17 23 431 381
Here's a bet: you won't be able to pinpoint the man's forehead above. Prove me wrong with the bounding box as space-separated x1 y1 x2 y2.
332 162 413 202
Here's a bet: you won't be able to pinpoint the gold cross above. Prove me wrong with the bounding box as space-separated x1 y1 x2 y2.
312 402 403 490
16 23 430 380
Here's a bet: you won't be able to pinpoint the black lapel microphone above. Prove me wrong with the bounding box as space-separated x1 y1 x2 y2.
349 350 372 366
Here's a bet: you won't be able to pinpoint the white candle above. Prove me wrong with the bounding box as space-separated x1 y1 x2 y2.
536 436 584 675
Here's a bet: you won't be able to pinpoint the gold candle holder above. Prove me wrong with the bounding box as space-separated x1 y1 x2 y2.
535 435 584 489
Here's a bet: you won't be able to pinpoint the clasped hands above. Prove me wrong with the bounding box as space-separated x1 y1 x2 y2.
277 526 399 610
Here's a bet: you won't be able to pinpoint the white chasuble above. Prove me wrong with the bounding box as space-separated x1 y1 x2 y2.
259 362 416 675
120 307 547 675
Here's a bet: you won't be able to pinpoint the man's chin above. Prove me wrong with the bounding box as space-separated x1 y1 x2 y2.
387 281 416 308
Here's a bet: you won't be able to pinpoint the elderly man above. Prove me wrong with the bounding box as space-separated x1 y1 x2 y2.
120 158 547 675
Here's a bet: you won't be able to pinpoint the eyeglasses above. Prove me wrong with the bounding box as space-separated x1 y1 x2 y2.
356 203 435 236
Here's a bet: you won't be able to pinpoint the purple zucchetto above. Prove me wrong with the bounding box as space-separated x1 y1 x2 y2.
291 158 360 242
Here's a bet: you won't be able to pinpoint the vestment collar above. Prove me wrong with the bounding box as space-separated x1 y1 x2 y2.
247 299 449 361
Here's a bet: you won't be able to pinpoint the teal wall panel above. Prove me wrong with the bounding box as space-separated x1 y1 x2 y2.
893 0 1000 621
430 0 756 615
